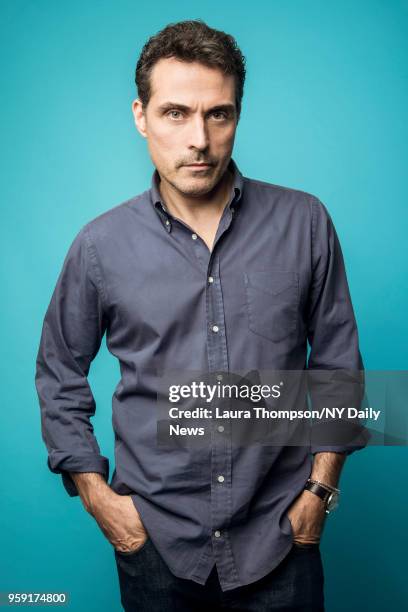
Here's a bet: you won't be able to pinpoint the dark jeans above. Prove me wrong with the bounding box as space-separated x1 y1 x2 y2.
114 538 325 611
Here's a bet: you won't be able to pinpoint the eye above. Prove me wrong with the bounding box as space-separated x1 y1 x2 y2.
211 111 228 121
167 110 183 120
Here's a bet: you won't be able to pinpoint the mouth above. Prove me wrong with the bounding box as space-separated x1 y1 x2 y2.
184 163 213 170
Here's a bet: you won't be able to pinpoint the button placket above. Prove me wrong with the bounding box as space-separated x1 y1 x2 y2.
166 217 210 269
205 251 237 587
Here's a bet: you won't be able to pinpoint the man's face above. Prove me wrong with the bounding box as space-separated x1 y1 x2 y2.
132 57 238 197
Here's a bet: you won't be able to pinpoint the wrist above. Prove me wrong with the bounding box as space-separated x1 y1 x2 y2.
307 478 340 493
304 478 341 514
70 472 112 514
303 488 327 508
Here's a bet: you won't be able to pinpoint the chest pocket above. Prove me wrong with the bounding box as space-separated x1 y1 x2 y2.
244 269 299 343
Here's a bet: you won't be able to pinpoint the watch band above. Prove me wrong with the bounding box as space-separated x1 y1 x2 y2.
304 478 341 514
304 480 332 503
307 478 340 494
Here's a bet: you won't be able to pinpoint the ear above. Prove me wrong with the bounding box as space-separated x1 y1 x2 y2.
132 98 147 138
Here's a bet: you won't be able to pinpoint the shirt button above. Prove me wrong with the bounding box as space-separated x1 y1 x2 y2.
217 425 224 433
214 530 221 538
165 220 170 225
208 276 214 283
217 475 225 483
231 207 235 214
191 233 198 240
212 325 219 333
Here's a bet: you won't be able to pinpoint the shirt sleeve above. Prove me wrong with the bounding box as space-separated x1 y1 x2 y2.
35 225 110 496
306 198 370 455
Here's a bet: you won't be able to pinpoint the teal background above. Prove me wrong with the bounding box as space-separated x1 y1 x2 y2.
1 0 407 609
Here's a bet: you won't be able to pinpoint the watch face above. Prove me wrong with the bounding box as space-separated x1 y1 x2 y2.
327 492 339 512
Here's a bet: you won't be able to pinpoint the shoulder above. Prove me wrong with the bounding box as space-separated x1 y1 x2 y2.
72 190 151 248
242 176 335 234
242 175 325 216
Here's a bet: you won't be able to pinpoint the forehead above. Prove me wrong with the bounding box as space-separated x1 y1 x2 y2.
148 57 235 105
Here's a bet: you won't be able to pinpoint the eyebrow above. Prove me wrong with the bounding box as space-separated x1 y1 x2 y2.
157 102 236 115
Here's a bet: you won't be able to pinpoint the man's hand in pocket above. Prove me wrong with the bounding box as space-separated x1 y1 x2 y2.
88 487 148 553
287 489 327 545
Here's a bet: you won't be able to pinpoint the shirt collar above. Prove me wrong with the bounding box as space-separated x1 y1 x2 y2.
150 157 244 222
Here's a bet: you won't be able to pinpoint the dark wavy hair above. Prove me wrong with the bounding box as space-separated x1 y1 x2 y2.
135 19 246 119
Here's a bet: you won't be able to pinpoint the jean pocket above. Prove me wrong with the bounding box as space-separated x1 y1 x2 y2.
244 269 299 343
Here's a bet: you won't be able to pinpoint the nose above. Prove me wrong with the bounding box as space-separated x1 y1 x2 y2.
188 115 209 152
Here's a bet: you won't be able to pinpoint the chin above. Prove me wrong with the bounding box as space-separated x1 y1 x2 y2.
176 178 215 197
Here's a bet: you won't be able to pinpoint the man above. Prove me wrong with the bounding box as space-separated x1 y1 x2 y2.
35 19 367 612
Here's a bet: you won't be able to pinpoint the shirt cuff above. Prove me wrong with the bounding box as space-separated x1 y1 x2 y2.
310 441 369 456
47 455 110 497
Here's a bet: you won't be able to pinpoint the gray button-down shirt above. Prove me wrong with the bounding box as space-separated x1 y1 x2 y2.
35 158 365 591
